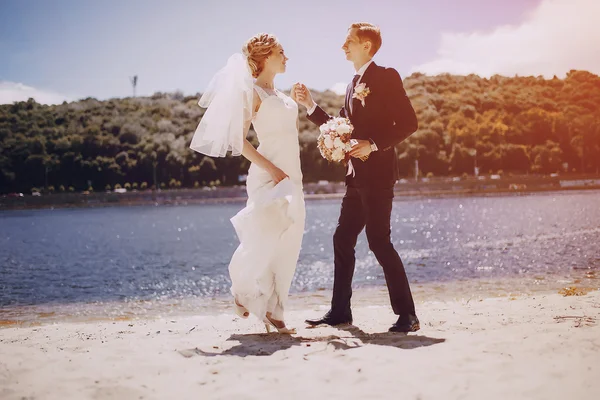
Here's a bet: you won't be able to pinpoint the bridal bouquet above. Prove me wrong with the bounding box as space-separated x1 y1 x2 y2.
317 117 354 162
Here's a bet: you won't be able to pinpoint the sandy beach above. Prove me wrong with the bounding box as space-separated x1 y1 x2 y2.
1 288 599 400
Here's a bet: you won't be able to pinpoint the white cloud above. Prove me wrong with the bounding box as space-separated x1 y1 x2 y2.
0 81 73 105
411 0 600 78
329 82 348 95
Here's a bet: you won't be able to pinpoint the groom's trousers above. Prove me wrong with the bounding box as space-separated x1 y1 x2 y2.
331 184 416 319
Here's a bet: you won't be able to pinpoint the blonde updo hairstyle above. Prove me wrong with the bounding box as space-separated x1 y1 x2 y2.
242 33 280 78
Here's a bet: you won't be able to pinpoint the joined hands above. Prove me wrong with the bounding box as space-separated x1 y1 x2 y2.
292 83 314 110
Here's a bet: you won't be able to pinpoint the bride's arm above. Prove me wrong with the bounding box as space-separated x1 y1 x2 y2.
241 131 289 185
290 85 301 133
240 90 289 184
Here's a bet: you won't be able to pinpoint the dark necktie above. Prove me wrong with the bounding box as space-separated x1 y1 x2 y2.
349 74 360 114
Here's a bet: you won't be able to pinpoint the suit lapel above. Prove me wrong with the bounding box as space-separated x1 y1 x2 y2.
351 61 377 119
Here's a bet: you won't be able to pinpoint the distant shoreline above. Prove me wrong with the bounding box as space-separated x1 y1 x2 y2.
1 185 600 212
2 175 600 211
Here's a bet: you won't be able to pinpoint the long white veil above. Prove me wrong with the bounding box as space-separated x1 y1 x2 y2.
190 53 253 157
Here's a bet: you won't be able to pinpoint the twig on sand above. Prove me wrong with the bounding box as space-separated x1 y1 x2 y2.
554 315 597 327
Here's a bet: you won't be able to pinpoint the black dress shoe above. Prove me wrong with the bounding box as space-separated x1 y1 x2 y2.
389 314 420 333
305 310 352 327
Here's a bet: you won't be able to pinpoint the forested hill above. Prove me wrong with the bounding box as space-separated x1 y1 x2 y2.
1 70 599 194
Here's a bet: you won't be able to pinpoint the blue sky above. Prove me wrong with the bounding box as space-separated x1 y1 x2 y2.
1 0 598 103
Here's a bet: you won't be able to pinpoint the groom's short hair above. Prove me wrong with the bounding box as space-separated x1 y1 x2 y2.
350 22 382 56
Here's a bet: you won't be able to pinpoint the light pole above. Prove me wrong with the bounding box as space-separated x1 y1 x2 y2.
415 159 419 182
130 75 138 97
469 149 479 177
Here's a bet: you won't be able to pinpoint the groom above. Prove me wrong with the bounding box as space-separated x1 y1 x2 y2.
295 22 420 332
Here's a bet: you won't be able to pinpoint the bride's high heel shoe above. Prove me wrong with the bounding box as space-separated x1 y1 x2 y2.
234 299 249 319
263 314 296 334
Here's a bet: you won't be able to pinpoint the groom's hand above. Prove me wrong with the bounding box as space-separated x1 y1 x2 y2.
293 83 315 110
348 139 372 161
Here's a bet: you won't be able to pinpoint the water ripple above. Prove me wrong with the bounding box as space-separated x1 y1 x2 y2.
1 190 599 307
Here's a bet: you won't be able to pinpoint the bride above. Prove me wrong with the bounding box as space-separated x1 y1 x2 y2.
190 33 305 334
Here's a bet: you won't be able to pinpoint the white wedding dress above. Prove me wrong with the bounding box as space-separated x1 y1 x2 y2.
228 85 305 321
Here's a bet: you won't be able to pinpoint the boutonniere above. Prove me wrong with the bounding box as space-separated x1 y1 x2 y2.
352 82 370 107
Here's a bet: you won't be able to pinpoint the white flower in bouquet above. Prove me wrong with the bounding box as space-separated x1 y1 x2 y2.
332 148 345 162
333 137 344 149
324 135 334 149
337 124 351 134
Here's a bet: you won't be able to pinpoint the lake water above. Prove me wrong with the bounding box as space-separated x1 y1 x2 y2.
1 190 599 320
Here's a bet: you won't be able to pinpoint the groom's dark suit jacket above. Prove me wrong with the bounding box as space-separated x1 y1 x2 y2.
307 62 418 188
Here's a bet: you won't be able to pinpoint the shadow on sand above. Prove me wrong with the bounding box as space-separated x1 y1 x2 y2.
180 324 445 358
